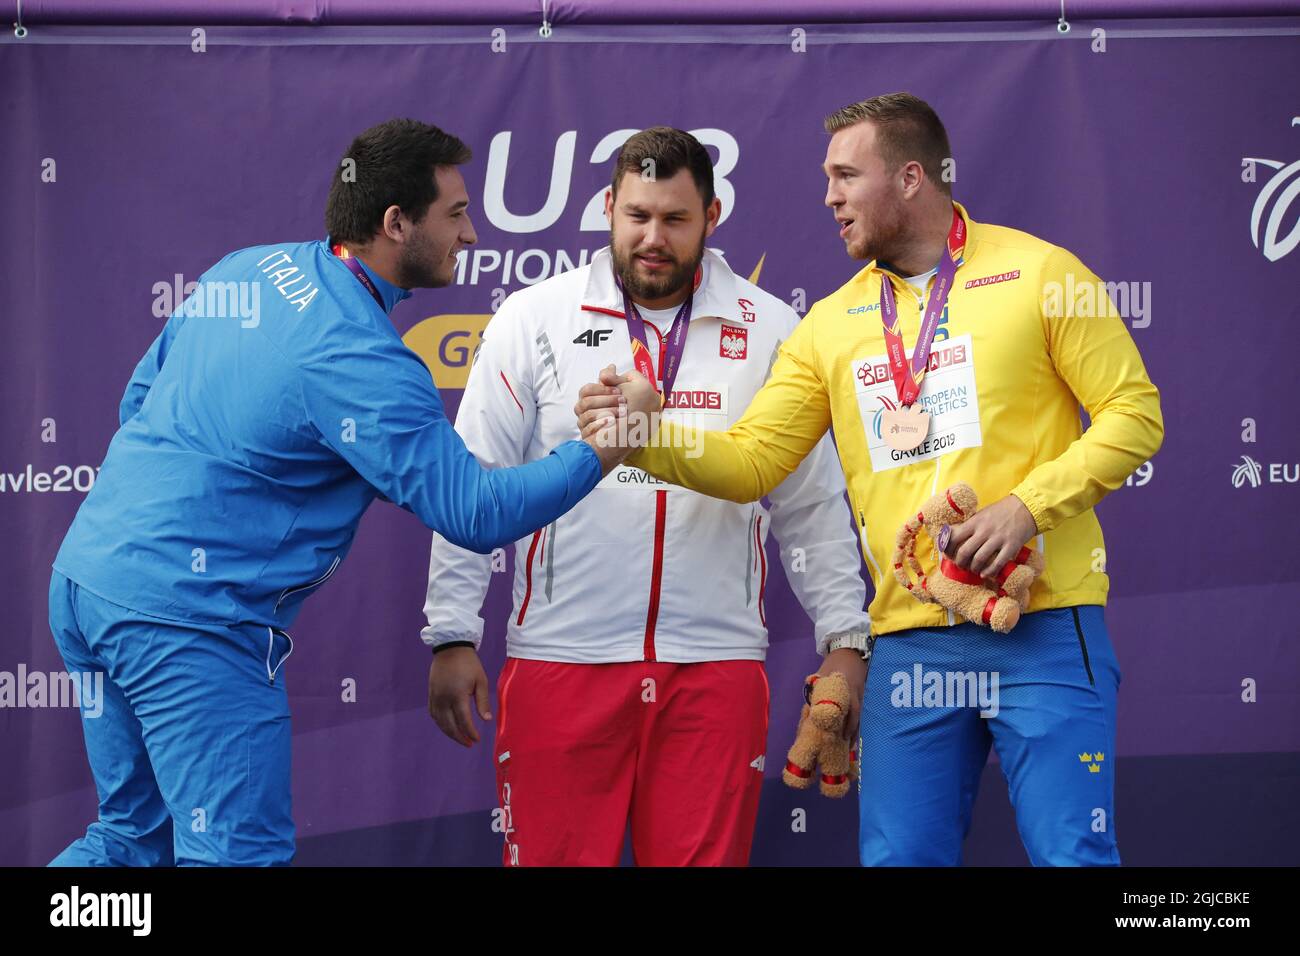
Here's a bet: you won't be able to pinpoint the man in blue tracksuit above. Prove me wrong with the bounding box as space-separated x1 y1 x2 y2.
47 119 647 866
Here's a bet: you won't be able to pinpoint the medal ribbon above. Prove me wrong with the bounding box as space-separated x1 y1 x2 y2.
878 206 966 407
613 260 696 398
616 263 695 399
331 242 385 311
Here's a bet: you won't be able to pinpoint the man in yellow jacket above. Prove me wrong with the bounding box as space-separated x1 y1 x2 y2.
577 93 1163 865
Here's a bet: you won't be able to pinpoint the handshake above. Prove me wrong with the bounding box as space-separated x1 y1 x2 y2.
573 364 665 475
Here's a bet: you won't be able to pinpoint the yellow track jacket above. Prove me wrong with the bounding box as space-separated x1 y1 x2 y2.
631 202 1164 635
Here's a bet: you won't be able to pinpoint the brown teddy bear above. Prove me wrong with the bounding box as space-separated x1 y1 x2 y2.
782 672 858 798
894 482 1045 633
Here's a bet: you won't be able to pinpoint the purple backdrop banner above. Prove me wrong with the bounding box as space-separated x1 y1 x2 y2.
1 17 1298 866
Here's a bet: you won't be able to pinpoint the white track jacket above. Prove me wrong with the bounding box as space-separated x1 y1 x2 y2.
422 247 870 663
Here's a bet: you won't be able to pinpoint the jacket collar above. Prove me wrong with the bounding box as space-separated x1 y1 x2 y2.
325 237 412 315
581 246 750 325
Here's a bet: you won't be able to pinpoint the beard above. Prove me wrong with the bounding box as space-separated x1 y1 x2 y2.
396 228 451 289
848 197 908 264
610 230 705 303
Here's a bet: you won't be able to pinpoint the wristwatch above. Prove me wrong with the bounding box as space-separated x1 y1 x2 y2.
826 628 875 661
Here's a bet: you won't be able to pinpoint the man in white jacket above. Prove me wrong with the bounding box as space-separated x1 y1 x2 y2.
422 127 871 866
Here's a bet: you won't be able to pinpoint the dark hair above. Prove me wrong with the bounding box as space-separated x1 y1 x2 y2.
824 92 953 197
610 127 715 208
325 119 472 245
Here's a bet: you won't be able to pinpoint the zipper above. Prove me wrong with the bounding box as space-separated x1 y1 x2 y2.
544 520 556 602
643 490 668 662
1071 607 1095 687
265 627 294 685
857 510 884 586
755 514 768 627
274 555 340 611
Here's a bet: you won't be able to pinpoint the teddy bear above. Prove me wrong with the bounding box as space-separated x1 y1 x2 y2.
782 671 858 798
893 482 1045 634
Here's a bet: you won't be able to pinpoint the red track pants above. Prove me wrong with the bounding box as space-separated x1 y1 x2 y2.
494 658 770 867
